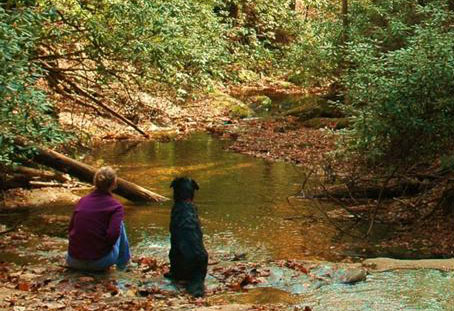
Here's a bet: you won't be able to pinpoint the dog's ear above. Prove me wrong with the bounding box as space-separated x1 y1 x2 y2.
170 179 177 188
191 179 199 190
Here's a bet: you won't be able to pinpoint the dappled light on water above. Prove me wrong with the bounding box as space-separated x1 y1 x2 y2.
85 133 340 261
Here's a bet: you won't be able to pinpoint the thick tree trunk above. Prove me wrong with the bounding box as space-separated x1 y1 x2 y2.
29 144 168 203
341 0 348 43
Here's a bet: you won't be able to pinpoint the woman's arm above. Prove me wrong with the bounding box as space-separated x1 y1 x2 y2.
68 198 82 233
106 205 124 246
68 213 75 233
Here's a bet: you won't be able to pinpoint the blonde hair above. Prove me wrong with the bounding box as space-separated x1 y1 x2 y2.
93 166 117 192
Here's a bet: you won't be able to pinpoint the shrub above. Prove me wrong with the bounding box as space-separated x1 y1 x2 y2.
0 6 65 166
342 2 454 167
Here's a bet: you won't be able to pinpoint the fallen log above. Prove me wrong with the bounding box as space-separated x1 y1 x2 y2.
0 166 70 190
29 181 65 188
25 144 168 203
310 180 431 200
14 166 70 183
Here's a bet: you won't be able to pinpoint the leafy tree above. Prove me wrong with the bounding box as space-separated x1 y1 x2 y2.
0 0 306 166
36 0 231 116
285 0 454 170
1 0 233 166
214 0 304 73
284 0 344 86
0 6 64 166
342 1 454 168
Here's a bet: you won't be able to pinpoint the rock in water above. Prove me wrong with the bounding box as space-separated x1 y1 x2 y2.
339 268 367 284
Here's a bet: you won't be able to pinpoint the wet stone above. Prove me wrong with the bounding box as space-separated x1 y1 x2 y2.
336 268 367 284
255 266 312 294
139 277 179 295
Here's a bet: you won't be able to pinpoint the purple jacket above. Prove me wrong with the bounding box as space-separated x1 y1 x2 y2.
68 190 124 260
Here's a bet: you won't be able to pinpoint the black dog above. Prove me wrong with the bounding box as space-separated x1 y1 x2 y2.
166 177 208 297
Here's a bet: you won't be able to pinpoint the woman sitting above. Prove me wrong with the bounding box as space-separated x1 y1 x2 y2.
66 166 130 271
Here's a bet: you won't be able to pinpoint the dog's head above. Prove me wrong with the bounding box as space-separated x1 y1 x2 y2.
170 177 199 202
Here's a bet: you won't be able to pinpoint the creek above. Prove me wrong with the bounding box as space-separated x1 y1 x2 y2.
1 132 453 310
85 132 346 262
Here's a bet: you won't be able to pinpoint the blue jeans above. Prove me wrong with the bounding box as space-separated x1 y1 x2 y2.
66 222 130 271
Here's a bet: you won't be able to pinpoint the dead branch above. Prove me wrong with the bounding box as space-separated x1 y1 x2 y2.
0 220 22 236
366 167 398 236
29 181 65 188
42 64 149 138
14 166 70 183
318 181 364 222
312 199 363 239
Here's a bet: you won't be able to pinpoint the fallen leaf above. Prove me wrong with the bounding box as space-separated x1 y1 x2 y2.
17 282 30 291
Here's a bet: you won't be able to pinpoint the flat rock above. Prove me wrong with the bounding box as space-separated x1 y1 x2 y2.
337 268 367 284
2 187 80 209
363 257 454 272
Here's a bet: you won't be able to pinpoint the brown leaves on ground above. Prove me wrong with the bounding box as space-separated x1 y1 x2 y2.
211 263 271 292
135 257 160 272
276 260 309 275
0 262 164 311
59 93 229 143
376 212 454 258
212 117 336 169
0 227 320 311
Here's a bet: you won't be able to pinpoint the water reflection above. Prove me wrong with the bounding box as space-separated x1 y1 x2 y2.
85 133 338 261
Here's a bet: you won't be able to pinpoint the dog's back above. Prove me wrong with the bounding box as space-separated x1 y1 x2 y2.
168 177 207 297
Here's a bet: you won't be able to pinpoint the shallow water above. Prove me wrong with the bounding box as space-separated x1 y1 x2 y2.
208 267 454 310
1 132 352 263
306 269 454 311
84 132 342 261
2 132 453 309
1 132 433 262
74 133 454 309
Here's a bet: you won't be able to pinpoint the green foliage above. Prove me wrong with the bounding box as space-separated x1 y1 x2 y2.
284 0 343 86
42 0 305 91
0 0 306 166
214 0 304 74
40 0 231 94
0 6 64 166
342 1 454 167
2 0 453 173
289 0 454 168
